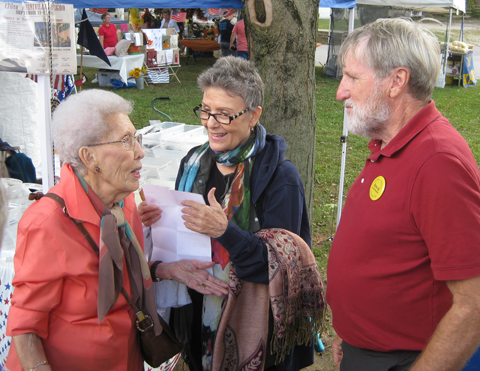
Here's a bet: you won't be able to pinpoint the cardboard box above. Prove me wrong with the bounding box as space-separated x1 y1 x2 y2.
98 69 122 87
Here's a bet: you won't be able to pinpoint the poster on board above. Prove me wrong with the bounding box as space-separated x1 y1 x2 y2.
0 1 76 75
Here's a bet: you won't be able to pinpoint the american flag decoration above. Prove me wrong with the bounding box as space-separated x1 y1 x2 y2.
0 264 15 368
90 8 108 14
26 75 75 101
171 10 186 23
206 8 220 16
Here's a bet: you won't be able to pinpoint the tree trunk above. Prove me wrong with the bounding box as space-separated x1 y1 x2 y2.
244 0 319 219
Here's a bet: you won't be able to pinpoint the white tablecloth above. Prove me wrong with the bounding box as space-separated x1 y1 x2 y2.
77 54 145 83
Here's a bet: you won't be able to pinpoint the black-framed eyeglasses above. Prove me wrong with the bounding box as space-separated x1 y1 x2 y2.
86 133 142 151
193 104 249 125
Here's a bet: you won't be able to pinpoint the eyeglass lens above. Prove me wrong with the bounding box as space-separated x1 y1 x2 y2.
195 109 230 124
124 134 142 150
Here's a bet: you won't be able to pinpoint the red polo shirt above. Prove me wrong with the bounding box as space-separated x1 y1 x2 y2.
99 23 118 48
327 101 480 352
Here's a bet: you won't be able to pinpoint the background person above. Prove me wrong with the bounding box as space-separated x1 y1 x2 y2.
230 18 247 59
139 56 324 371
327 18 480 371
0 139 36 183
218 12 236 57
6 89 160 371
160 9 180 34
98 13 118 48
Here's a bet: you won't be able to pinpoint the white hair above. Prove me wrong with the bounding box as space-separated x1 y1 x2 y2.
338 18 440 102
51 89 133 174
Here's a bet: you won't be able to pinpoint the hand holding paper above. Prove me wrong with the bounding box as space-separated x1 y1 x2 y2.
181 188 228 238
141 185 212 264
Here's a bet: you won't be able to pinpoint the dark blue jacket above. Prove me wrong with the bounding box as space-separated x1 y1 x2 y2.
174 134 313 371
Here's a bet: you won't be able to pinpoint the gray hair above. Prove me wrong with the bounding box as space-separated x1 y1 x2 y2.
51 89 133 175
197 56 264 111
338 18 440 102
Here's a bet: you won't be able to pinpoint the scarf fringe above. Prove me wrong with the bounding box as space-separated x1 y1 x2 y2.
270 292 326 364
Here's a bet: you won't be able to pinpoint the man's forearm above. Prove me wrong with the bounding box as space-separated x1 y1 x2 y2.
410 279 480 371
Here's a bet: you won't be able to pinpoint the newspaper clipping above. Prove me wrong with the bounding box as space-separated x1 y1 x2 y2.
0 1 76 75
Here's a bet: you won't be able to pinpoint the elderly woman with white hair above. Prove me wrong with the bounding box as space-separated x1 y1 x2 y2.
6 89 159 371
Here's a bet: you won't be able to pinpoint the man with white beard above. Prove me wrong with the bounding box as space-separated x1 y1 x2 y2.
326 18 480 371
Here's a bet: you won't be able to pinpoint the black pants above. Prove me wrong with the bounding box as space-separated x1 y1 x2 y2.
341 340 421 371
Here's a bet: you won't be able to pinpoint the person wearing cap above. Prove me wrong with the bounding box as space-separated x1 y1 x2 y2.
0 139 36 183
326 18 480 371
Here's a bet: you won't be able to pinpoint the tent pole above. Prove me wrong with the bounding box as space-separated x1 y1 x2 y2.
79 45 84 92
336 7 355 228
440 8 453 86
38 75 55 193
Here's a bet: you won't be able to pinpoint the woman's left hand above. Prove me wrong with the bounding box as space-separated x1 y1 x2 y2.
181 188 228 238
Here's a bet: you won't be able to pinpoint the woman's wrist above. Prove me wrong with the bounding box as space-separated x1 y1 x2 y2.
151 261 174 281
150 261 163 282
29 360 49 371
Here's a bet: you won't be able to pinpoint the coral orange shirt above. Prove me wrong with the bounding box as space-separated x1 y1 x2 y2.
6 164 143 371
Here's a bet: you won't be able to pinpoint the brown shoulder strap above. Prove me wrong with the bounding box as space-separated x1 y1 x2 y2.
44 193 143 316
44 193 99 256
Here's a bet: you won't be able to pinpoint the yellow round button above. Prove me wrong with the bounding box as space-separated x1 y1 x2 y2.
370 176 386 201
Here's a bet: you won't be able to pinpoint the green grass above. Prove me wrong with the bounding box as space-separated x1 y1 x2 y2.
77 58 480 270
78 56 213 127
317 18 330 30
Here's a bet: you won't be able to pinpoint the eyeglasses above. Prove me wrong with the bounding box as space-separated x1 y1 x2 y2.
193 104 249 125
86 133 142 151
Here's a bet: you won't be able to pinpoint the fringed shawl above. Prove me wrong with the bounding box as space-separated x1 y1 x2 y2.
211 228 325 371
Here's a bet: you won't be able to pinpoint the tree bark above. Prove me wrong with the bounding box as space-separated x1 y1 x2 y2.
244 0 319 219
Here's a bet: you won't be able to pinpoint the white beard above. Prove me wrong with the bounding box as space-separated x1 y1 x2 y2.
345 85 391 138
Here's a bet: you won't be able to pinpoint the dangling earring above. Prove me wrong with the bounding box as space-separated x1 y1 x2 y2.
95 166 101 173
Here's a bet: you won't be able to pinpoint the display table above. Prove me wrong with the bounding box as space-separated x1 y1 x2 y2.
180 39 220 64
446 50 476 87
76 54 145 83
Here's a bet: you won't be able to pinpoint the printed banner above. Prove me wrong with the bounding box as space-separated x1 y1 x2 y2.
462 51 476 87
0 1 76 75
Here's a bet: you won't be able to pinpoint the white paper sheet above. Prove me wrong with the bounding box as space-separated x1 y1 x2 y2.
142 184 212 264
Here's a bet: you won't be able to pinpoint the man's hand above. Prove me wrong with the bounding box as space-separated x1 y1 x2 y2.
332 335 343 368
410 276 480 371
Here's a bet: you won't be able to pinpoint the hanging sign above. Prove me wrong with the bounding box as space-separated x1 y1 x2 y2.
463 52 476 87
0 1 76 75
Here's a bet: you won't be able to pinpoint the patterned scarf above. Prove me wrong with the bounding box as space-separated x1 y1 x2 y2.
211 229 326 371
178 124 266 193
75 171 160 334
